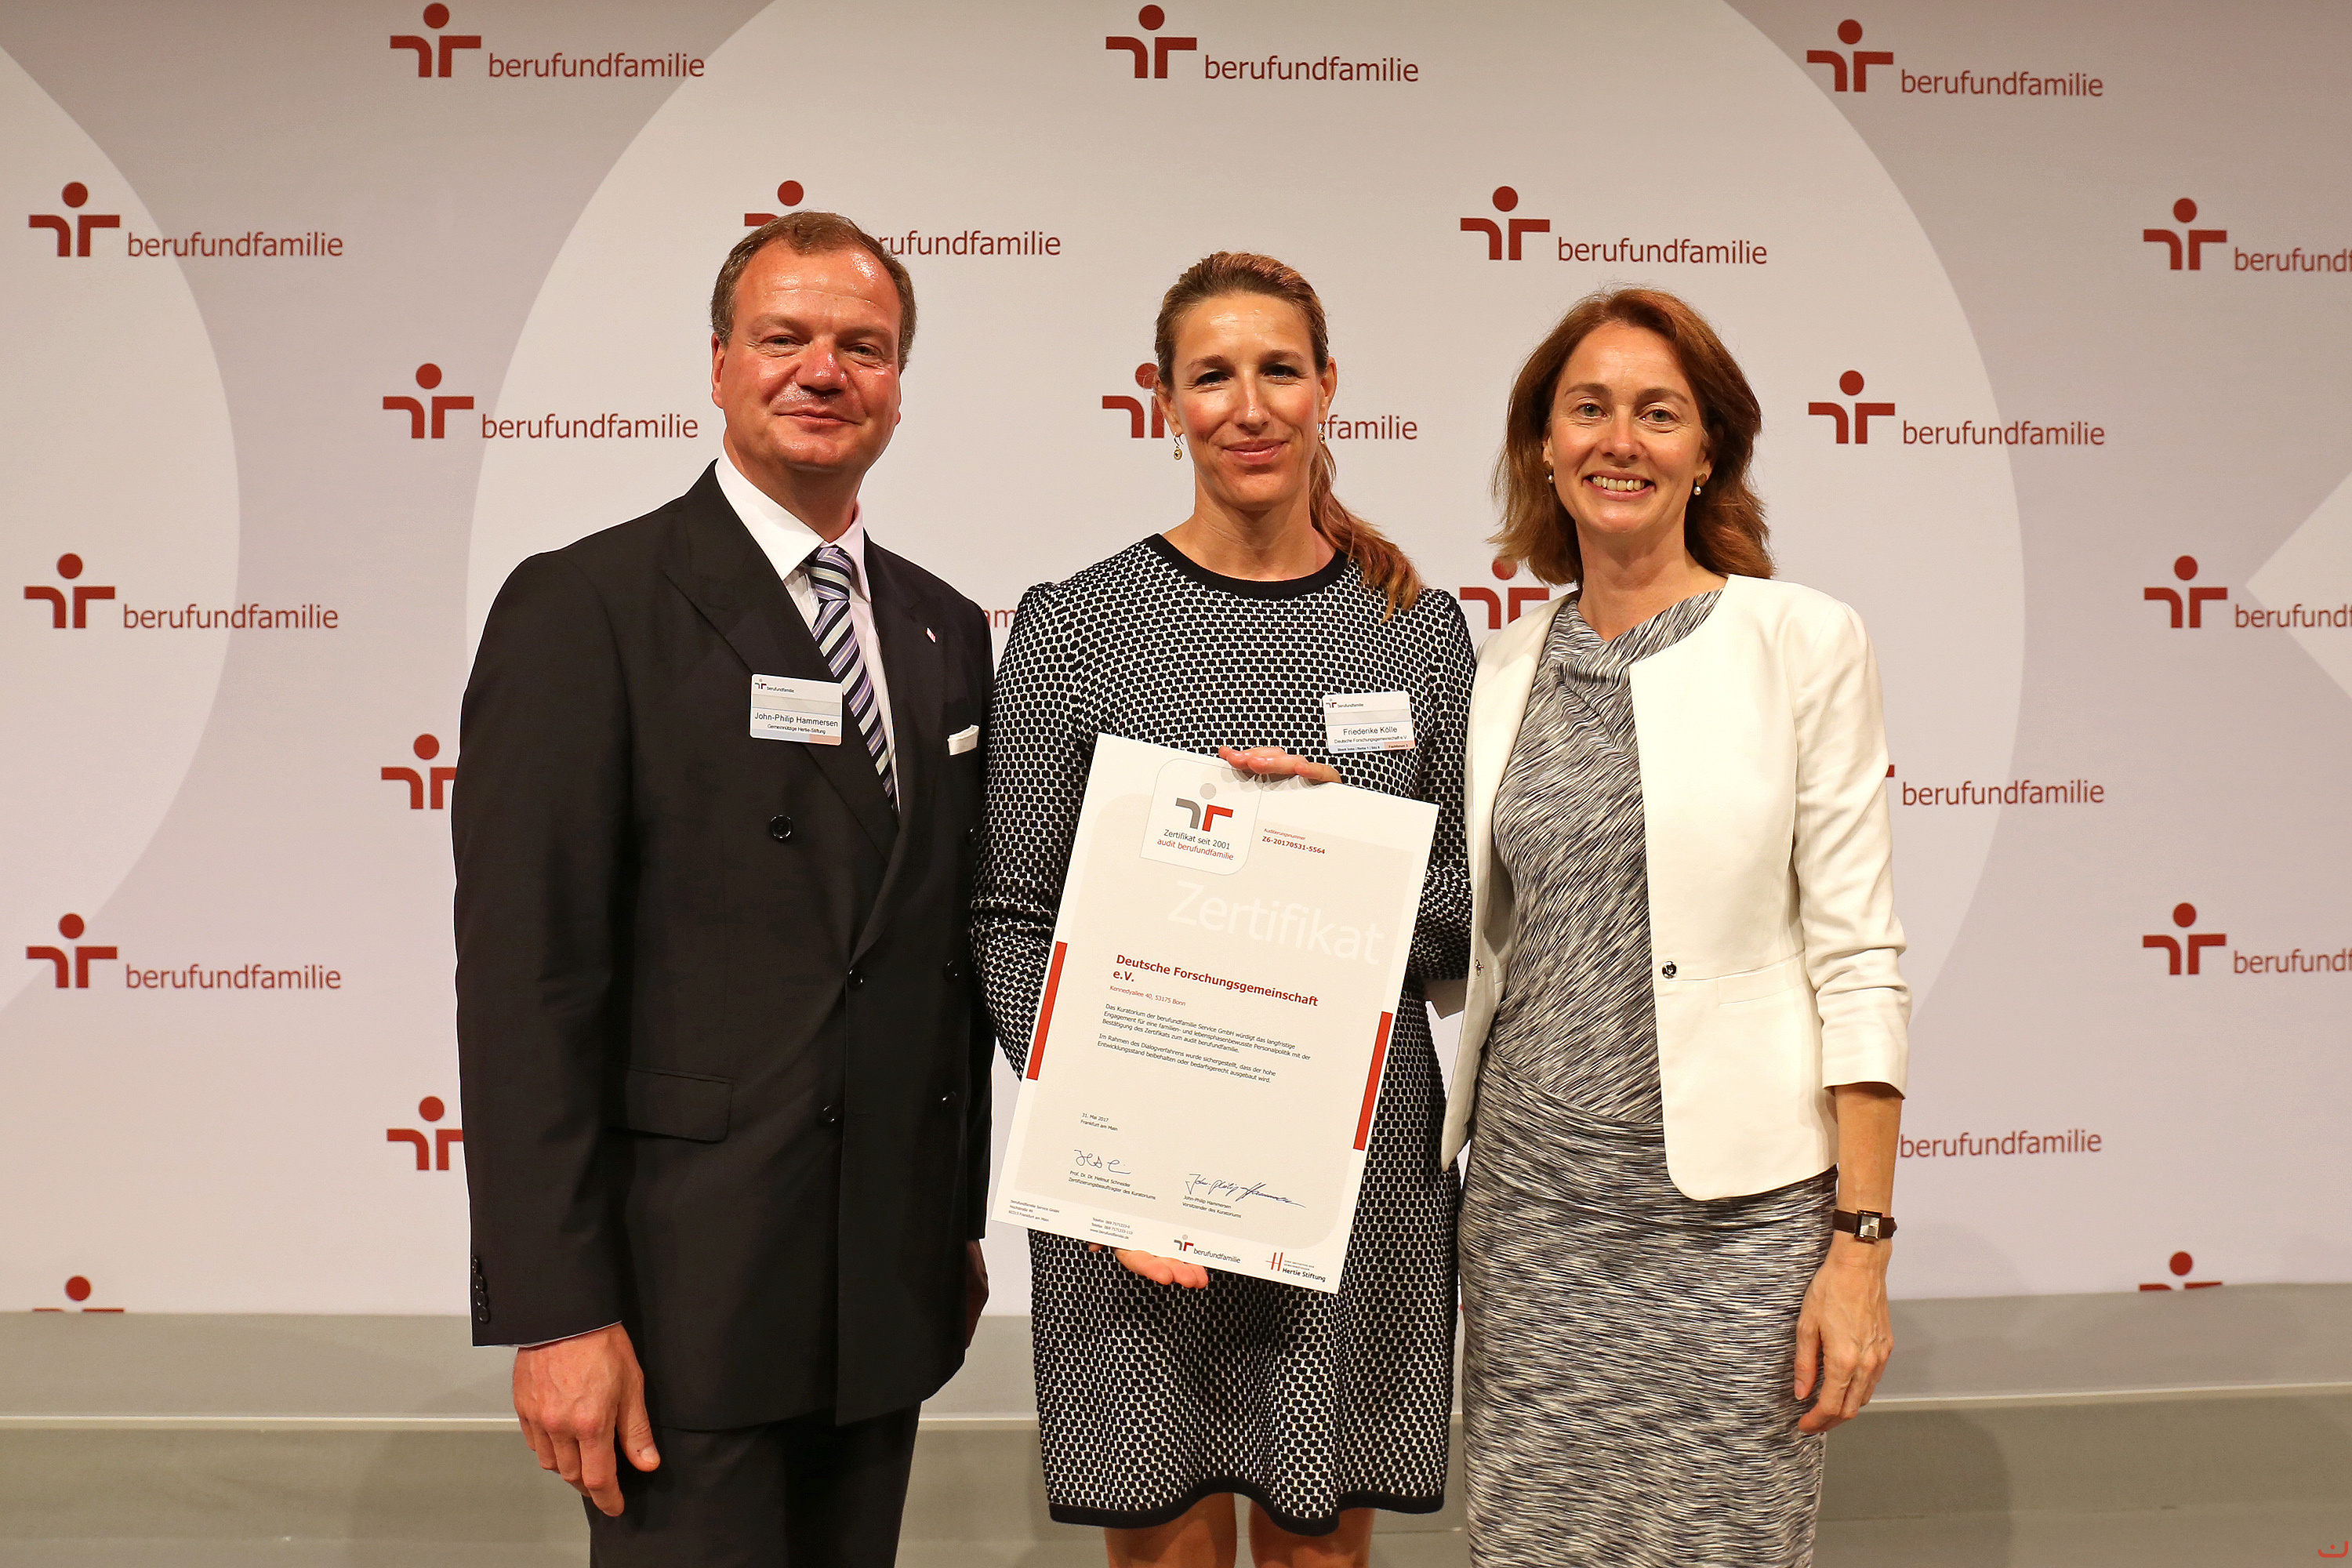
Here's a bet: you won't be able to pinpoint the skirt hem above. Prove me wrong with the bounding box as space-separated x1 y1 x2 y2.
1048 1479 1446 1537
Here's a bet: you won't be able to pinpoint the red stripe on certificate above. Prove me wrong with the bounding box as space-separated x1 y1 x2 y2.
1353 1011 1394 1151
1024 941 1071 1080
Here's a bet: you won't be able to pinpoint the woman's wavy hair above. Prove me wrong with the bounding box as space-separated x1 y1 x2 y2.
1492 287 1771 586
1154 252 1422 616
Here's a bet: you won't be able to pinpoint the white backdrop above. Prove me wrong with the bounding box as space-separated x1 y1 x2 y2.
5 0 2348 1316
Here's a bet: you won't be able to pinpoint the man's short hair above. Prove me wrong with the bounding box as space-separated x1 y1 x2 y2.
710 212 916 369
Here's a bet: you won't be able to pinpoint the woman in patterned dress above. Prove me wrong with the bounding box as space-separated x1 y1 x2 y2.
1446 289 1910 1566
971 252 1473 1567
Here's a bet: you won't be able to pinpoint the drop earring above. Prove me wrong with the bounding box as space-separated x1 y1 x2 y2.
1173 431 1185 461
1693 481 1704 497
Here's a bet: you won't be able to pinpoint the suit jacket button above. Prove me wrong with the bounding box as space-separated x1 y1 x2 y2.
944 960 962 979
819 1103 841 1126
965 826 981 848
767 815 794 842
846 969 866 991
1660 962 1677 978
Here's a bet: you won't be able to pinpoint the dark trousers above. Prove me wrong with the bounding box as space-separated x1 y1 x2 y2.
586 1405 921 1566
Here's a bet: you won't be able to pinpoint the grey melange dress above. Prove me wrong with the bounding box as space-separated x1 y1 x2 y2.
1459 591 1838 1568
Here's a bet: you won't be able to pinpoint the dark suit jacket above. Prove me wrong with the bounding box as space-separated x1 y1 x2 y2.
453 463 994 1429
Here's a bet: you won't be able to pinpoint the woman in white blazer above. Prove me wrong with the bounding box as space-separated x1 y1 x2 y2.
1448 288 1907 1568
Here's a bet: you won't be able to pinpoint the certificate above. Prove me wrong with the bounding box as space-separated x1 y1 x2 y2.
993 735 1436 1292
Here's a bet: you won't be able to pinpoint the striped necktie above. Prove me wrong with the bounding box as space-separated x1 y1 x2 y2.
807 543 896 809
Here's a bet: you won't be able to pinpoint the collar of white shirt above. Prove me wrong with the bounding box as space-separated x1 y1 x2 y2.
713 453 873 604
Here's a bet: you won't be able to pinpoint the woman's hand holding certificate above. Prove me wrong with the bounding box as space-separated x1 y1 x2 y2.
995 735 1436 1294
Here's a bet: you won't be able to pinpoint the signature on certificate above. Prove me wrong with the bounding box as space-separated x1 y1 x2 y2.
1073 1149 1131 1176
1183 1172 1301 1207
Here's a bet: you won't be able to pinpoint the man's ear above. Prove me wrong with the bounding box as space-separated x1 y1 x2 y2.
710 334 726 407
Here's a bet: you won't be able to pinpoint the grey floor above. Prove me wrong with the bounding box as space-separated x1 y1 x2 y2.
4 1289 2347 1567
9 1506 2352 1568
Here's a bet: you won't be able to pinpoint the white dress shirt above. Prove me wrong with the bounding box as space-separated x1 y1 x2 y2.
714 454 898 786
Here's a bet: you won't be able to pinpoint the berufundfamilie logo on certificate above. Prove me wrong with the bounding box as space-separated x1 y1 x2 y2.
1142 755 1261 873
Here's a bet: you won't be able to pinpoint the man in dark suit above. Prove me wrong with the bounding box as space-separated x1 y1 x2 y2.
454 211 993 1564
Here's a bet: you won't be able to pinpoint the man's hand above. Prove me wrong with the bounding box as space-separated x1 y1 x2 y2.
964 1240 990 1346
512 1323 659 1517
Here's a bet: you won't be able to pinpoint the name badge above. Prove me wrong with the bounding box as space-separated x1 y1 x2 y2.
750 673 844 745
1323 690 1415 753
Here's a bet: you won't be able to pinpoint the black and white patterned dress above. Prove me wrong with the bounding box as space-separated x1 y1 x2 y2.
1460 592 1837 1567
972 535 1473 1535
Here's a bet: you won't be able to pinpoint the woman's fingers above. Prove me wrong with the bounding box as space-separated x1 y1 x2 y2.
1113 1248 1211 1289
1791 1312 1820 1402
1800 1349 1857 1432
1215 745 1342 785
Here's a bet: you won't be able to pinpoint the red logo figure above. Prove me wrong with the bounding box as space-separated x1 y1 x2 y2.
2144 554 2228 629
27 182 119 258
2143 902 2225 977
1805 20 1893 93
383 363 474 439
1106 5 1196 78
1808 370 1895 445
31 1275 122 1313
23 553 114 629
1269 1251 1284 1272
1175 798 1234 833
383 733 459 810
742 180 806 229
1103 362 1168 440
2143 198 2226 271
1460 557 1552 631
1461 186 1549 262
1174 1236 1196 1252
27 913 118 990
2137 1249 2221 1290
390 4 481 78
387 1095 465 1171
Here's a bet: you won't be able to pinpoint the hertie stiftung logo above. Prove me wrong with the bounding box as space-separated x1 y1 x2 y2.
32 1276 122 1313
1460 557 1554 632
1103 363 1169 440
27 182 119 258
382 733 458 810
27 913 118 991
2143 902 2225 976
1809 372 1896 445
2143 556 2228 629
743 180 806 228
2143 198 2227 271
1105 5 1196 78
1461 186 1550 262
387 1095 465 1171
23 554 114 629
383 363 474 438
1805 20 1894 93
390 4 481 77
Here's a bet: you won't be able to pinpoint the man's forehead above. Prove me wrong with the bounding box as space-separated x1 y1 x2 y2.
739 247 898 321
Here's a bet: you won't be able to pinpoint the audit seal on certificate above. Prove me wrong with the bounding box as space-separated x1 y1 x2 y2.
993 735 1437 1292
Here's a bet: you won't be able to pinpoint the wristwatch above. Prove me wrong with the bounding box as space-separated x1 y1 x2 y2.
1833 1209 1896 1243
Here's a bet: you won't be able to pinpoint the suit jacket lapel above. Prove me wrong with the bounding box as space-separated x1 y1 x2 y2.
658 465 898 856
853 546 944 962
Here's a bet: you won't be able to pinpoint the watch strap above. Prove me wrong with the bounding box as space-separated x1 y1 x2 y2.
1833 1208 1896 1241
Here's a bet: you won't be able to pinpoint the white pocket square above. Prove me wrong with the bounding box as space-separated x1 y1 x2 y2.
948 725 980 756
